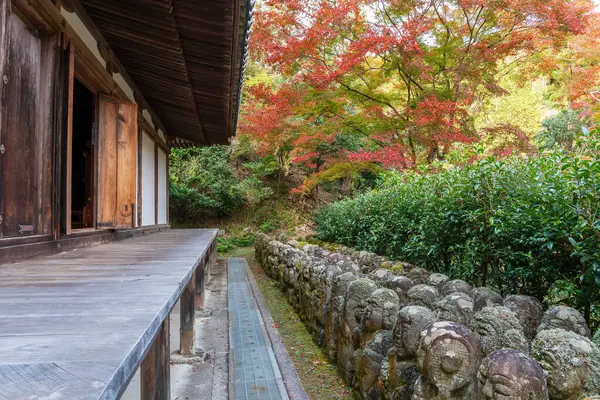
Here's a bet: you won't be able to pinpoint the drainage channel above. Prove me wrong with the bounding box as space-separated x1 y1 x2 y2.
228 258 290 400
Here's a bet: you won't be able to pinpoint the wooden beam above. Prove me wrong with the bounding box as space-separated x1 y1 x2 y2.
227 0 242 138
65 41 75 236
154 142 158 225
137 125 142 227
140 318 170 400
179 273 195 356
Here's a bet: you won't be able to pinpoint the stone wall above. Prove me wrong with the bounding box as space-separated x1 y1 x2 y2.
255 234 600 400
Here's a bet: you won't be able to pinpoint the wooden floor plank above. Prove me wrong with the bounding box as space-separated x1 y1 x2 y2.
0 229 217 400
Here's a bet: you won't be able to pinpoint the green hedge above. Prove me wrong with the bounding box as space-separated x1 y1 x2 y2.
316 131 600 328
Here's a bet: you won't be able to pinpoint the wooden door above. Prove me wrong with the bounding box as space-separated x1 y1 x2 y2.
1 11 41 237
97 96 137 228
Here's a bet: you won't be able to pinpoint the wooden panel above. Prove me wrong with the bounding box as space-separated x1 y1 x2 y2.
98 97 137 229
1 13 41 237
97 96 117 228
115 102 137 227
37 39 56 236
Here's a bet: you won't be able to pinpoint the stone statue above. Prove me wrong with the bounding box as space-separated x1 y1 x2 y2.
413 322 482 399
408 267 430 285
503 295 543 340
407 284 439 310
354 330 394 399
394 306 438 359
532 329 600 400
440 279 473 297
538 305 592 338
427 273 450 289
325 272 357 361
472 306 530 356
338 278 378 383
385 306 437 400
359 288 401 348
385 276 415 307
435 293 474 326
478 350 549 399
371 268 395 285
471 287 503 312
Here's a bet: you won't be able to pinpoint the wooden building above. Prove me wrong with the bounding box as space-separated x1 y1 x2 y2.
0 0 252 262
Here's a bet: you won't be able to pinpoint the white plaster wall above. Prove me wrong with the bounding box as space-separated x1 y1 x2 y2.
141 132 156 226
157 149 168 225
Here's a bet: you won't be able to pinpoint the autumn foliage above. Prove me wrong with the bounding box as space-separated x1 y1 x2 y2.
240 0 596 194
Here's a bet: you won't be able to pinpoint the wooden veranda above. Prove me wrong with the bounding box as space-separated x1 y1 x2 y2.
0 229 216 399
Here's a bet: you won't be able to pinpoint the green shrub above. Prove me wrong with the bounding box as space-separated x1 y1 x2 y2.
535 109 584 151
217 234 256 253
316 129 600 329
169 146 244 222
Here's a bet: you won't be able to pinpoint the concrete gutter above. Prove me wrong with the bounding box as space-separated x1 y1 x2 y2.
240 258 310 400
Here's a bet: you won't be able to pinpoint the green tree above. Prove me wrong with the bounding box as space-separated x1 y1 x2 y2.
535 109 584 151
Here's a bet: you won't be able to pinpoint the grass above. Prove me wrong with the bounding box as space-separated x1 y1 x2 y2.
220 246 353 400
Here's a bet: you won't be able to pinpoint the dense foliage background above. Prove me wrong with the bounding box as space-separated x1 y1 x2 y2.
316 130 600 329
169 0 600 330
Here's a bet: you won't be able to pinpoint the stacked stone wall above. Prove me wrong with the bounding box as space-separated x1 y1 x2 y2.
255 234 600 400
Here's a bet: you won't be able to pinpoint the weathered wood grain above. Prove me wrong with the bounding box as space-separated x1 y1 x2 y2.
116 102 137 227
179 272 195 356
0 229 217 399
2 13 40 238
141 319 170 400
97 96 118 228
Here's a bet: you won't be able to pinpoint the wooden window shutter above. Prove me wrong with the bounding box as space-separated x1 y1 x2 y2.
97 96 137 228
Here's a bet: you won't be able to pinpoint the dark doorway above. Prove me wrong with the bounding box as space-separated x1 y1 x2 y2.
71 79 95 229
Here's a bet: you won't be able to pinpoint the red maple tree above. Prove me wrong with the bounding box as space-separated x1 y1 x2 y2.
240 0 593 194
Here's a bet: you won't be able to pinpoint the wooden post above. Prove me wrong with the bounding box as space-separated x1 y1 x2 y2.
65 41 74 235
179 273 195 356
195 264 205 310
141 319 170 400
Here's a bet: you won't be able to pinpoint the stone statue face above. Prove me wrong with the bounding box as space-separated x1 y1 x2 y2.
362 288 400 333
478 350 549 400
440 279 473 297
407 284 439 310
502 295 543 341
435 293 474 326
473 306 529 356
428 273 450 289
532 329 600 400
344 278 378 332
538 305 591 338
393 305 436 359
472 287 503 312
416 322 482 397
385 276 414 306
408 267 430 285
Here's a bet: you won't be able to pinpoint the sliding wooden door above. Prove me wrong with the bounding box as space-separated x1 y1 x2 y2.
97 96 137 228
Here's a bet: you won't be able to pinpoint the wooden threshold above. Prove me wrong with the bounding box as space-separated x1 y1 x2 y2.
0 224 170 264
